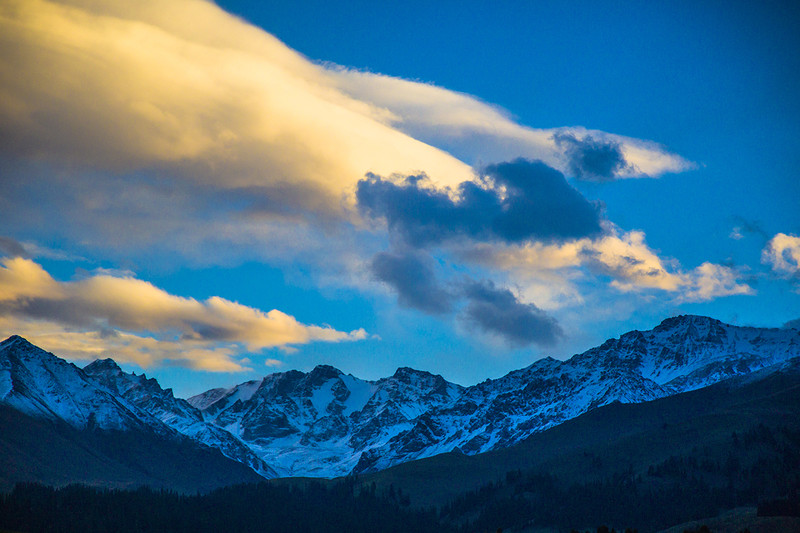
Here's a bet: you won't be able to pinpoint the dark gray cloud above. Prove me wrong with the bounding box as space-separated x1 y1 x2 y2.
729 216 769 241
0 236 29 258
369 247 562 347
357 158 603 248
370 250 453 315
553 133 632 181
461 279 563 347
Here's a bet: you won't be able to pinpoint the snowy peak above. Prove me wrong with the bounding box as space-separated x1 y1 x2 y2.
0 336 153 431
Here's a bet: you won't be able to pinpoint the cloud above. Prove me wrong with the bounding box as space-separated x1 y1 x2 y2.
0 0 695 268
0 237 30 258
729 217 768 241
552 132 633 181
370 250 453 314
0 0 472 219
328 69 693 177
367 245 562 347
762 233 800 278
460 279 563 348
462 227 753 304
0 257 366 370
357 159 603 248
0 0 706 354
677 262 754 302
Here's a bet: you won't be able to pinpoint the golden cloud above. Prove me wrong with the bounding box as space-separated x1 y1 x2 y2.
0 257 366 370
762 233 800 276
462 227 752 306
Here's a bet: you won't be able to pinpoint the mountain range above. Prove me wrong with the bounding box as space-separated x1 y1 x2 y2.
2 314 799 488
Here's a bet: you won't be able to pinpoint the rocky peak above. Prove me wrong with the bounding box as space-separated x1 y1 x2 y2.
84 358 124 376
308 364 342 383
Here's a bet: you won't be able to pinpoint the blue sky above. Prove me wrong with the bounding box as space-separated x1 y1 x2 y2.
0 0 798 397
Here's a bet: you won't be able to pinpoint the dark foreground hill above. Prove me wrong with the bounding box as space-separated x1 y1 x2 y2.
0 406 263 493
359 357 800 531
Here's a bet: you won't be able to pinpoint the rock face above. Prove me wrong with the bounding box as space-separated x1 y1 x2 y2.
3 315 800 479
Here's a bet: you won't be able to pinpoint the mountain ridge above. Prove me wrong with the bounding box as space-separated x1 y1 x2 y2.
2 314 799 481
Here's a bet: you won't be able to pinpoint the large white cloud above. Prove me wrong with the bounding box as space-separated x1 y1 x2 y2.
0 257 366 370
0 0 724 358
0 0 690 227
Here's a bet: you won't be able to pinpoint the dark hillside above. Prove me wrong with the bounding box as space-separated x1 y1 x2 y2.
0 407 263 493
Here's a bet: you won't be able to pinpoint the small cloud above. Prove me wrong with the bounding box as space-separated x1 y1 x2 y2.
460 279 563 348
762 233 800 278
678 262 754 302
0 236 29 258
264 358 283 367
370 250 453 314
729 216 769 241
553 132 633 181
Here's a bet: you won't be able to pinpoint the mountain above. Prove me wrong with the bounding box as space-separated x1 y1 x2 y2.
83 359 276 478
186 364 464 476
358 355 800 531
188 315 800 476
2 315 799 483
0 336 264 492
364 353 800 509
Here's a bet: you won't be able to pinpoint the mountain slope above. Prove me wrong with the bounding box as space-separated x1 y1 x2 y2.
0 336 264 492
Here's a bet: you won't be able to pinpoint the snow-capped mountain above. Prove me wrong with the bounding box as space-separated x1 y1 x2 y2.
3 315 799 481
354 315 800 472
83 359 276 478
0 335 265 492
0 335 161 432
188 315 800 476
186 364 464 476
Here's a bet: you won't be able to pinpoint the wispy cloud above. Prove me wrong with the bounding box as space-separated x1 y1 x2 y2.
328 69 693 178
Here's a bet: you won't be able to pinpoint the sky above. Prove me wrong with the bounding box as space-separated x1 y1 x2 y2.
0 0 798 398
